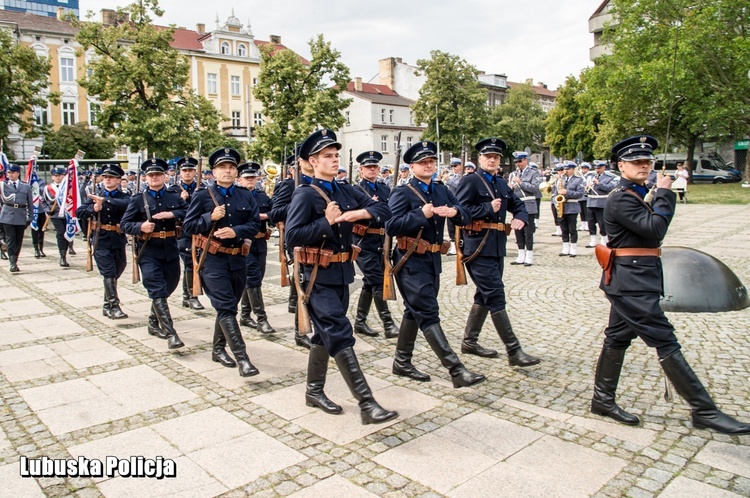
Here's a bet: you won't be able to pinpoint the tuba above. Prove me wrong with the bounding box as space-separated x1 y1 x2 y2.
263 163 279 196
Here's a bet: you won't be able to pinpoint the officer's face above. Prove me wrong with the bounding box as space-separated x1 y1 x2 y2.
619 159 653 183
238 176 258 189
359 164 379 182
309 146 340 181
102 174 119 190
299 158 314 177
410 158 436 182
478 153 501 175
213 162 238 187
51 173 64 184
180 169 196 183
515 158 527 170
146 172 166 189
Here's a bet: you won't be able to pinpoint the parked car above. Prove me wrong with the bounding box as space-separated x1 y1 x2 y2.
654 153 741 183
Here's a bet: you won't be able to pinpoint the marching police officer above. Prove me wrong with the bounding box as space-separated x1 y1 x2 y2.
286 129 397 425
76 164 130 319
554 161 585 256
351 150 399 338
121 158 187 349
585 160 618 247
0 164 33 272
592 135 750 434
456 139 540 366
183 148 261 377
173 157 205 310
43 167 74 267
509 151 542 266
237 161 276 335
578 162 592 232
386 140 484 388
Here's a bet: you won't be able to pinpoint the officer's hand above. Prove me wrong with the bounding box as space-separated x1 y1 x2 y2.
336 209 370 224
141 221 155 234
559 188 567 195
152 212 174 220
259 213 269 221
593 178 600 185
180 190 189 201
422 203 434 218
657 174 673 189
214 227 236 239
210 205 226 221
510 218 525 231
93 202 102 212
325 201 342 225
433 205 457 218
491 198 502 212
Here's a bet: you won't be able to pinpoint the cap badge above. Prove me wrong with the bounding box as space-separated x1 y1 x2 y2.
639 136 647 143
422 141 427 147
322 130 328 136
224 148 229 154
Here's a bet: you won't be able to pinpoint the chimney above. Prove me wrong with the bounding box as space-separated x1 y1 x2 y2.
378 57 395 90
354 77 363 92
196 23 205 33
538 82 547 89
525 78 533 85
101 9 116 26
56 7 66 20
269 35 281 44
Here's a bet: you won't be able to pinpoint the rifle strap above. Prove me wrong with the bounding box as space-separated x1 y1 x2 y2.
300 241 326 306
194 186 221 275
309 184 333 204
391 227 423 276
462 229 490 265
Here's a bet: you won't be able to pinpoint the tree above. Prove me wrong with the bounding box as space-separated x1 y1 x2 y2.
490 83 546 154
587 0 750 167
41 123 116 159
545 72 602 160
73 0 225 159
0 28 59 144
249 34 350 162
412 51 488 155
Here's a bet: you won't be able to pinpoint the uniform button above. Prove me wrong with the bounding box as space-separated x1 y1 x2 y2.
341 245 345 250
323 235 327 238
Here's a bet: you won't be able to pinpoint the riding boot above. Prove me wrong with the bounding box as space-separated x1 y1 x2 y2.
353 290 377 336
461 304 497 358
392 318 430 381
38 239 46 257
102 279 113 318
491 310 540 366
239 289 257 328
153 297 184 349
660 350 750 434
0 240 7 260
105 278 128 319
182 270 204 310
211 318 236 367
373 291 399 338
334 346 398 424
422 323 485 388
59 251 70 267
68 241 76 255
147 303 168 339
288 283 298 314
249 286 276 334
590 347 640 426
8 254 19 272
33 241 42 259
219 316 259 377
305 344 343 414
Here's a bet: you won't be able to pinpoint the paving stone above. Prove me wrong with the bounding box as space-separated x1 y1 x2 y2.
694 441 750 479
658 476 744 498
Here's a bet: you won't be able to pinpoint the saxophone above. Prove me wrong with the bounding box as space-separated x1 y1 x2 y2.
554 175 565 218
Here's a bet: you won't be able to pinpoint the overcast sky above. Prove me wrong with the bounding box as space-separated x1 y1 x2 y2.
79 0 597 90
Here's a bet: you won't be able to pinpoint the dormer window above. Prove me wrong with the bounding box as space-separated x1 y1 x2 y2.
221 42 231 55
238 44 247 57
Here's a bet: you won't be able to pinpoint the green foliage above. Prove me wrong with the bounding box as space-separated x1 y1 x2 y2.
250 34 350 162
412 51 488 155
41 123 116 159
545 72 603 160
73 0 225 159
0 29 59 143
490 83 546 154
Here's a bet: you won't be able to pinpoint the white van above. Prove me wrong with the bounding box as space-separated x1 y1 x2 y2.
654 153 741 184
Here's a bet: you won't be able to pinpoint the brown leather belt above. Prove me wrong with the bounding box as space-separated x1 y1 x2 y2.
613 248 661 258
296 246 361 267
195 234 250 256
597 246 662 286
138 230 176 240
397 237 450 255
255 231 272 240
462 220 511 235
91 222 120 233
365 228 386 235
353 224 386 236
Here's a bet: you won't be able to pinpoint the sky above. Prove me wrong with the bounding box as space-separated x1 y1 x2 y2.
78 0 598 90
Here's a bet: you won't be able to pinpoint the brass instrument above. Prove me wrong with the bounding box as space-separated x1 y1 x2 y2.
263 163 279 196
554 175 565 218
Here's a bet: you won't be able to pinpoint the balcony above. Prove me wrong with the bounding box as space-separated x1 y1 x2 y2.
222 126 248 138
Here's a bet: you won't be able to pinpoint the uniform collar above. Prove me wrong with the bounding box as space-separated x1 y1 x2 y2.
300 173 313 185
413 178 431 194
622 180 647 198
147 187 166 198
216 184 234 197
312 177 335 194
481 170 495 184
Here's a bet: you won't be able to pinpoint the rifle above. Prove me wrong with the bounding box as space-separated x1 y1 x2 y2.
132 190 153 283
382 233 396 300
278 222 290 287
85 214 95 271
293 248 312 335
131 162 141 284
193 187 221 295
455 225 467 285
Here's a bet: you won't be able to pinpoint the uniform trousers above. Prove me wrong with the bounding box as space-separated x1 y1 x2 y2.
395 266 441 330
201 254 245 319
31 213 47 246
306 281 355 357
559 213 578 243
177 238 193 272
588 207 606 236
139 254 180 299
514 213 536 250
578 200 588 221
466 256 507 313
94 243 127 279
603 292 680 359
354 249 384 293
551 203 560 227
245 252 267 288
50 218 70 254
2 224 25 257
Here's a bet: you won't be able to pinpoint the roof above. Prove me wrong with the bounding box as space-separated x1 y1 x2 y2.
169 27 203 51
344 82 414 106
507 81 558 98
254 40 309 64
0 10 78 35
346 82 399 96
590 0 611 20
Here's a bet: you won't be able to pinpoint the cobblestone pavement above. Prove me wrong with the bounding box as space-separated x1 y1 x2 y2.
1 203 749 497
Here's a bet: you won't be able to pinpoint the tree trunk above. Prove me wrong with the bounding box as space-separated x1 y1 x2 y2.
685 136 697 185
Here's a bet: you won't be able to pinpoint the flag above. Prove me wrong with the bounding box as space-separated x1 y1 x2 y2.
0 151 8 181
26 156 42 231
58 158 81 242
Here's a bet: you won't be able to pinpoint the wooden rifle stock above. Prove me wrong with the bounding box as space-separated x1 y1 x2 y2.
192 224 216 296
382 235 396 300
278 222 290 287
293 249 312 335
455 225 467 286
191 235 202 295
131 241 140 283
85 217 94 272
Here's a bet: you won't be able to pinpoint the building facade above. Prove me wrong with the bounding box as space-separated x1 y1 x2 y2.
589 0 614 61
0 0 78 19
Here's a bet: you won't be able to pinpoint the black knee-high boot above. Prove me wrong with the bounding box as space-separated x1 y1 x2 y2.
392 318 430 381
334 347 397 425
590 347 640 426
305 344 342 414
461 304 497 358
423 323 485 388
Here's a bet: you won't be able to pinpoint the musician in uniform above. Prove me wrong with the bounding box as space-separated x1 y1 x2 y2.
286 129 397 425
43 167 73 267
396 164 410 187
351 150 399 338
386 140 485 388
0 164 33 272
237 161 276 335
509 151 542 267
456 139 540 366
76 164 130 319
550 162 563 236
173 157 205 311
577 163 592 232
268 149 314 349
554 161 585 256
585 160 618 247
120 158 187 350
183 148 261 376
591 135 749 435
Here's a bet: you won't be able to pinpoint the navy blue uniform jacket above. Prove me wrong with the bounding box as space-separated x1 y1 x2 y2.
352 179 391 252
76 187 130 250
120 188 187 261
